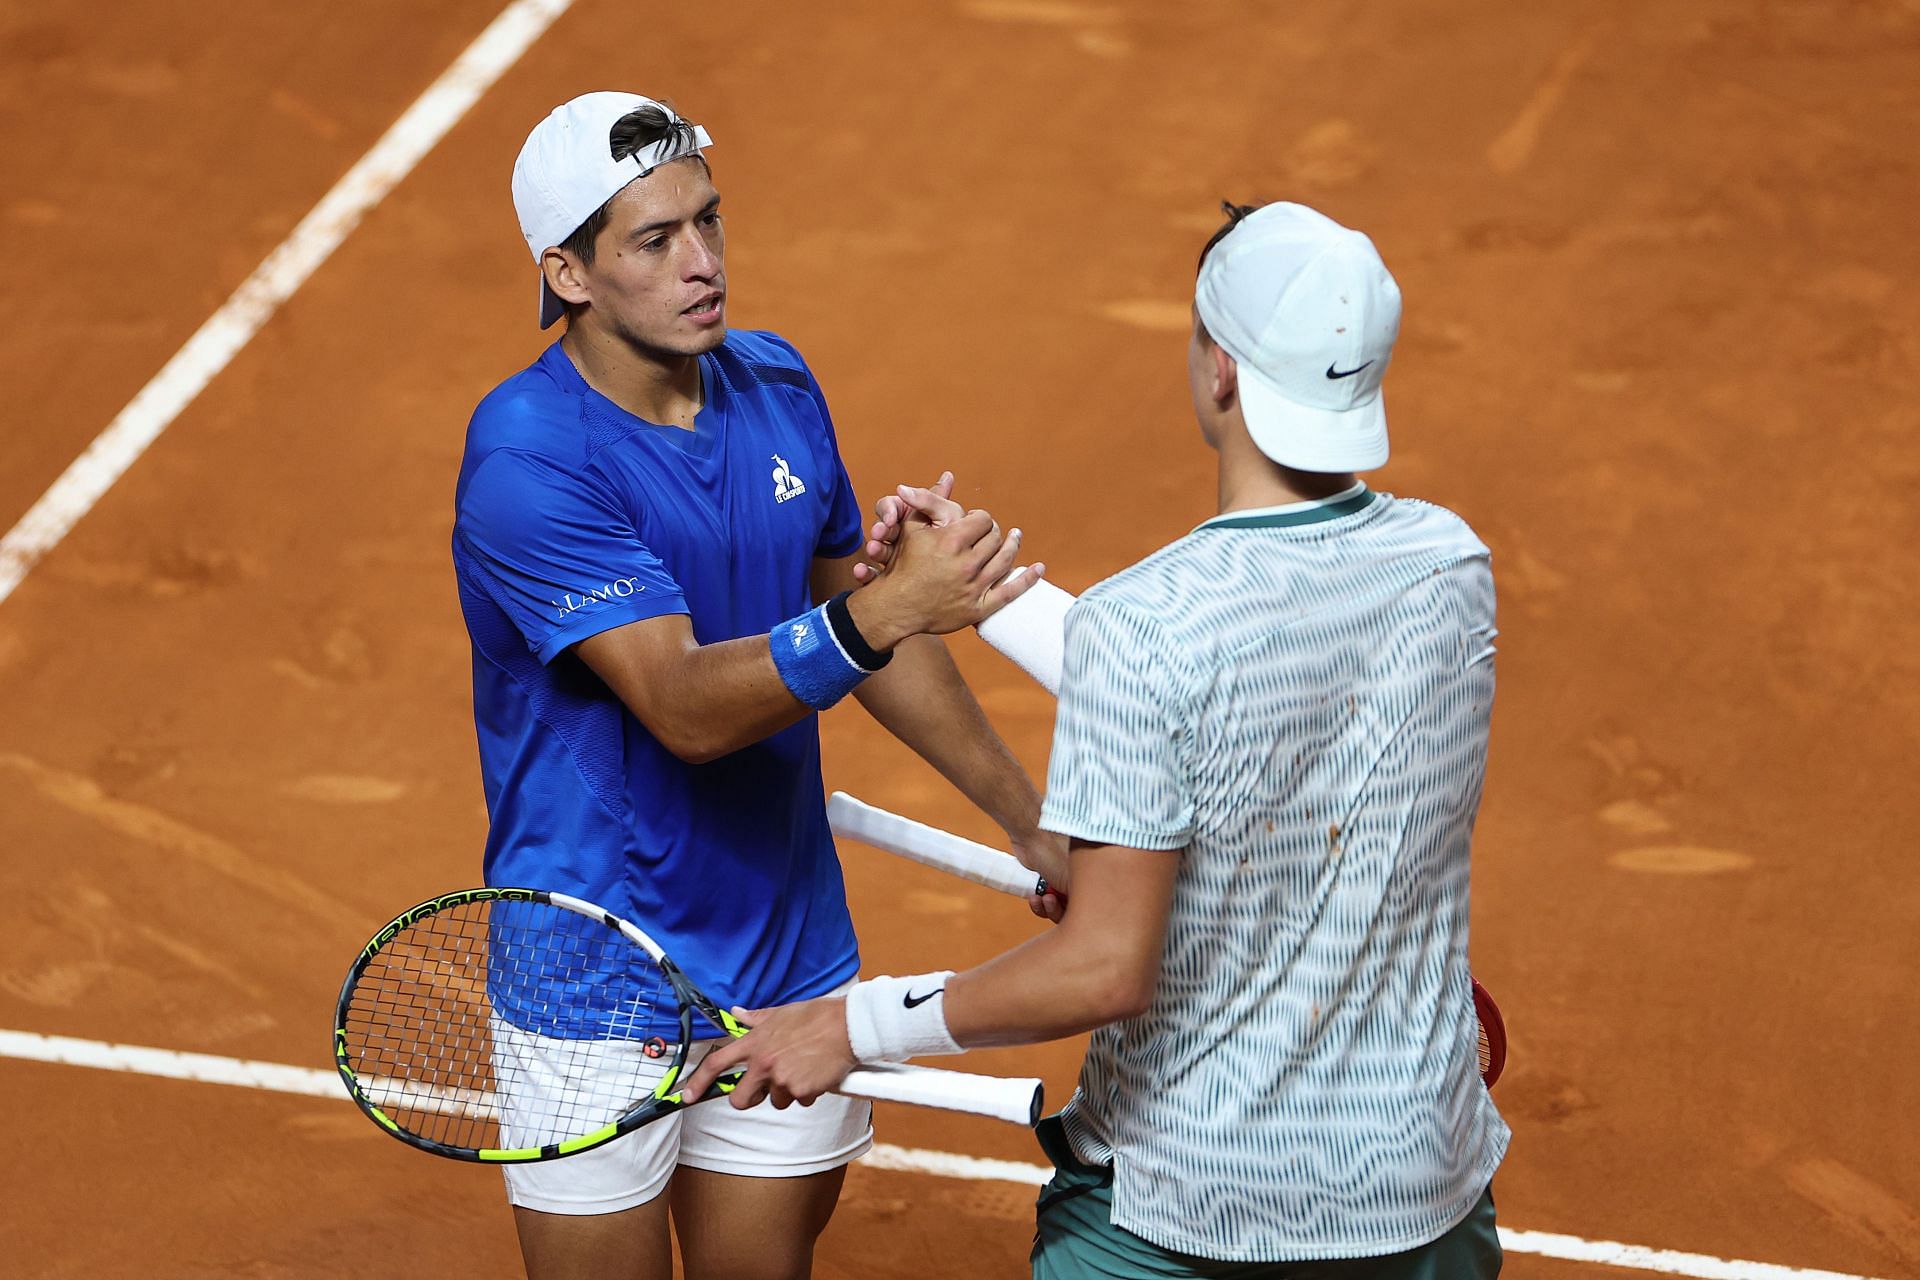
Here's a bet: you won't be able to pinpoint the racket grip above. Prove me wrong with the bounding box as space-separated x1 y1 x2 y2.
828 792 1043 899
975 578 1075 695
842 1062 1043 1126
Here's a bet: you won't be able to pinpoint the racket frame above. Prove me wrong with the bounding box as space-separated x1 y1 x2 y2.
334 886 741 1165
336 887 1044 1165
1471 977 1507 1089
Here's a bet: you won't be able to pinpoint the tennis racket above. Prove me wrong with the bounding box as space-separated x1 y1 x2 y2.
334 887 1043 1163
828 792 1509 1089
1472 976 1507 1087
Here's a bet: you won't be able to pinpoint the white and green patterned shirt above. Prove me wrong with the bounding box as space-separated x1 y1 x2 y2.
1039 484 1510 1262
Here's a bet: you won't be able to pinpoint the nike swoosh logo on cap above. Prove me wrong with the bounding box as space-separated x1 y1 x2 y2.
1326 361 1373 380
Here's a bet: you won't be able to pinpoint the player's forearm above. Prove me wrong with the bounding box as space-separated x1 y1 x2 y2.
941 918 1155 1047
582 593 904 763
852 634 1042 837
931 843 1178 1049
635 635 815 763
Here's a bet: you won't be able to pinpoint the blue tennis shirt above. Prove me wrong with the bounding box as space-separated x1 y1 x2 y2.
453 331 866 1038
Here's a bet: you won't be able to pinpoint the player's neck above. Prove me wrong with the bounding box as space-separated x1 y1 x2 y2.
1215 432 1358 514
561 322 705 431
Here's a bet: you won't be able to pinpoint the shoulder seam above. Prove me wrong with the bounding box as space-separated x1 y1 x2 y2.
465 443 615 489
741 362 815 394
1070 593 1203 713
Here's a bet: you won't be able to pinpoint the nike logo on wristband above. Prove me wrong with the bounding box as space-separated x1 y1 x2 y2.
903 987 943 1008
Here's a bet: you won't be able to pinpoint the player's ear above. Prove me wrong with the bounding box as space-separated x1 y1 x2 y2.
543 247 591 308
1211 344 1239 409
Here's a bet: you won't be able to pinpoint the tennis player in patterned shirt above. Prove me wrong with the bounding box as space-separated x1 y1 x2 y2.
688 201 1511 1278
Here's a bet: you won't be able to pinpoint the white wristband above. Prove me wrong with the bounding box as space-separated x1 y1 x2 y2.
844 972 962 1064
975 577 1074 695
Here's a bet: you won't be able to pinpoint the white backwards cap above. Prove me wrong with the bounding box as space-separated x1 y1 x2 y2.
1194 202 1401 471
511 92 713 328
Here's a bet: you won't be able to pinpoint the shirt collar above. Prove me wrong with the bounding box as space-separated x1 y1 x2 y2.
1195 482 1375 532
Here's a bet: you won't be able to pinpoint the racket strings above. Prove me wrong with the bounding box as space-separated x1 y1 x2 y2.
1471 979 1506 1088
341 899 675 1153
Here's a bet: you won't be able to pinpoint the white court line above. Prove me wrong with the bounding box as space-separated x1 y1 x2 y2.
0 0 576 608
0 1029 1883 1280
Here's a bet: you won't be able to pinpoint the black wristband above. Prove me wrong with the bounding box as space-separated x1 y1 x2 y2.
825 590 893 673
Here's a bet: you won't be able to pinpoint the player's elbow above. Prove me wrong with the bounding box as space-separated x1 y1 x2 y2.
658 721 729 765
1086 957 1158 1024
666 740 717 765
612 693 720 763
1059 922 1161 1025
622 690 733 763
1099 976 1156 1023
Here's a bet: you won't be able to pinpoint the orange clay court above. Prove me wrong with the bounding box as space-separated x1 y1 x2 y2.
0 1 1915 1277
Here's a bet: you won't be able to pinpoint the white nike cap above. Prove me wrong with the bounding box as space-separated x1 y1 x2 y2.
511 92 714 329
1194 202 1401 472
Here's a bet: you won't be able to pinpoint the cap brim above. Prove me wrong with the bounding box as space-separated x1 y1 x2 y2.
1238 363 1389 472
538 275 566 329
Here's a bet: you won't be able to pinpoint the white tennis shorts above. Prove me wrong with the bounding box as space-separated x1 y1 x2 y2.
491 984 873 1215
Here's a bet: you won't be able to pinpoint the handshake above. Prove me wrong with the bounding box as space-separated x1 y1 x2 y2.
840 471 1044 652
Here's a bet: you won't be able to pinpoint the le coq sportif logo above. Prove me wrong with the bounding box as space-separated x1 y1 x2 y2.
772 453 807 504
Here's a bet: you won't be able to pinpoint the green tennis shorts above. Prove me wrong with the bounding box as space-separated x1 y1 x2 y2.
1029 1117 1501 1280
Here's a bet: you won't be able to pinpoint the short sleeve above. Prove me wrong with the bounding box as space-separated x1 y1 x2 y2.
1038 597 1195 850
455 449 688 663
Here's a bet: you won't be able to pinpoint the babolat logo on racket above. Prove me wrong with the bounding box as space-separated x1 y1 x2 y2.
361 886 538 960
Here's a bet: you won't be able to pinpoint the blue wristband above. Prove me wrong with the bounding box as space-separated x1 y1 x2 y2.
771 602 872 710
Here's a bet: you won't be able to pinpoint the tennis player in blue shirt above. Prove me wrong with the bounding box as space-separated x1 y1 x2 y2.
454 92 1053 1280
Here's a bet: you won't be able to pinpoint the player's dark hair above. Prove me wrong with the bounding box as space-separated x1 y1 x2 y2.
1192 201 1262 346
557 104 708 269
1196 200 1261 275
